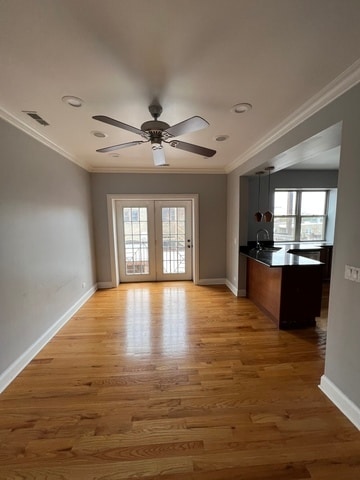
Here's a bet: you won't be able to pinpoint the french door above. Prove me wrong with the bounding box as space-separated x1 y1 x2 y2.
116 200 192 282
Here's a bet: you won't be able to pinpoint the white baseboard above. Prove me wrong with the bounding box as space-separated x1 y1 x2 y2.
319 375 360 430
97 281 114 289
224 279 247 297
0 284 97 394
198 278 226 286
225 279 238 296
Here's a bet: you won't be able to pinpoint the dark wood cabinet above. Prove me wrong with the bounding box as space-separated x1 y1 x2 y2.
247 258 323 329
320 246 333 281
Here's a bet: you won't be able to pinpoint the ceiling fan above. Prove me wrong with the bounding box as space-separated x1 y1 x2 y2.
92 104 216 166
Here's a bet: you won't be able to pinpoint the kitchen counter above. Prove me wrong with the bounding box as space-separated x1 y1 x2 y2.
239 243 327 267
240 243 328 329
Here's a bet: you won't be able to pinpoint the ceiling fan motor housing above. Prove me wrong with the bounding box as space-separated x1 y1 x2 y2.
141 120 171 147
141 120 170 133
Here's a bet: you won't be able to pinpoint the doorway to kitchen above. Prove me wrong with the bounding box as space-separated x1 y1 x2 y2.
106 194 199 287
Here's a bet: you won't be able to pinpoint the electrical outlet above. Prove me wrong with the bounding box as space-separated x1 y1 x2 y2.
345 265 360 282
345 265 351 280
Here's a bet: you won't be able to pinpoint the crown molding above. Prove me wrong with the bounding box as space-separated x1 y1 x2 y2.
226 58 360 173
89 166 226 174
0 106 91 172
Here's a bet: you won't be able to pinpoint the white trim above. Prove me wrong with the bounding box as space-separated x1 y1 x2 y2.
319 375 360 430
0 106 91 172
90 166 226 174
0 284 97 394
225 279 238 296
226 58 360 173
97 281 114 289
198 278 226 286
106 194 200 287
192 195 200 285
107 195 120 287
224 279 246 297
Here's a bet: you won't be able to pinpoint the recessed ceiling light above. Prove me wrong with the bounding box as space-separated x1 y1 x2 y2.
91 130 108 138
215 135 229 142
231 102 252 114
62 95 84 107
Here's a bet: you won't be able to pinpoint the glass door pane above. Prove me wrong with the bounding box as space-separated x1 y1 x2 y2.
155 200 192 281
123 207 149 275
116 200 156 282
161 206 186 274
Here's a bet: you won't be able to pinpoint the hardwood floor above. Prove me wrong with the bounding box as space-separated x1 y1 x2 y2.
1 282 359 479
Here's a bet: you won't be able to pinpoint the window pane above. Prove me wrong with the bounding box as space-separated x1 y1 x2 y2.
301 192 326 215
300 216 325 241
273 217 296 241
274 191 297 215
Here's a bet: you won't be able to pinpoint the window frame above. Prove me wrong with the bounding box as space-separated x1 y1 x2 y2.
273 189 329 242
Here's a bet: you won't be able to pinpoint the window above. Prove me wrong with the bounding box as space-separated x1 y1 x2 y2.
273 190 328 242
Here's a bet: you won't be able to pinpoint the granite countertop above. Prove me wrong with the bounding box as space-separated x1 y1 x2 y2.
239 243 331 268
281 242 333 251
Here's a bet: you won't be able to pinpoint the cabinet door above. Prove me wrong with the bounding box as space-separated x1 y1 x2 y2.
280 265 323 328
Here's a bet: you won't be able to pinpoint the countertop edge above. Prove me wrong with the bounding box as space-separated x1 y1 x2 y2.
240 244 328 268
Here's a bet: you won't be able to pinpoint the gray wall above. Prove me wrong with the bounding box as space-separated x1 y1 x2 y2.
227 82 360 411
0 119 96 376
91 173 227 282
247 170 338 242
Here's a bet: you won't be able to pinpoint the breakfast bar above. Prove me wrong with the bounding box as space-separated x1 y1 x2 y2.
240 244 326 329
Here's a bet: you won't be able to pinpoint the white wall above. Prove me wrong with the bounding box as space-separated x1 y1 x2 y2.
0 119 96 389
227 82 360 424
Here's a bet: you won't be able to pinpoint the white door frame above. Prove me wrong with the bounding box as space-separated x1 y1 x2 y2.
106 193 200 287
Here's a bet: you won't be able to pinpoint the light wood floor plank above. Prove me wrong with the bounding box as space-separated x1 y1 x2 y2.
0 281 359 479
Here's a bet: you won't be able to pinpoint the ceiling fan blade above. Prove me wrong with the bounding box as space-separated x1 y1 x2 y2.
93 115 144 136
96 140 146 153
164 116 209 137
167 139 216 158
152 147 167 166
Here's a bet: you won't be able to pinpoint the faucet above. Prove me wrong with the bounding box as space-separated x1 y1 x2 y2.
256 228 269 250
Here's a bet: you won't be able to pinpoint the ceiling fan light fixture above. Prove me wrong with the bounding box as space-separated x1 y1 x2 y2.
151 139 162 150
231 102 252 114
62 95 83 108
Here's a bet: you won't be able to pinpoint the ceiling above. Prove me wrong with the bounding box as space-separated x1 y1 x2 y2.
1 0 360 174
